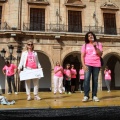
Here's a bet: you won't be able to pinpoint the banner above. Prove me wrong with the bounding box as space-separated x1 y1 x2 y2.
19 68 44 81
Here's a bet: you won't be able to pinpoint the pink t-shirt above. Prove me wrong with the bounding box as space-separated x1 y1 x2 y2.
54 66 63 77
3 64 17 76
64 69 71 80
79 69 84 80
26 52 37 69
81 42 102 67
104 70 111 80
71 68 77 78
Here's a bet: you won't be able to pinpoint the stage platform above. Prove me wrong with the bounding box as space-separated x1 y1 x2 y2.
0 90 120 109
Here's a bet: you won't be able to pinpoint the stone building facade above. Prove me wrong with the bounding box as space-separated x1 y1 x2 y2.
0 0 120 94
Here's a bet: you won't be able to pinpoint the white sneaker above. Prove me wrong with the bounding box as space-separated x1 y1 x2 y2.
68 92 71 95
82 96 89 102
15 92 18 95
27 95 31 101
7 92 11 95
93 96 99 102
34 95 41 100
107 90 111 92
81 91 84 93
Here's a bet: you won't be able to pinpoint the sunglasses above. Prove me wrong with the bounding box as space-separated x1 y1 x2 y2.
27 44 33 46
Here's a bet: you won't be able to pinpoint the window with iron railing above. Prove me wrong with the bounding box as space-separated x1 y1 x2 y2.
68 10 82 32
103 13 117 35
30 8 45 31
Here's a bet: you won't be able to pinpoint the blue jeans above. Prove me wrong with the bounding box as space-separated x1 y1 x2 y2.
84 65 100 98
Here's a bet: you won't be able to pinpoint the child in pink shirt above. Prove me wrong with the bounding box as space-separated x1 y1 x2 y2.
2 61 18 95
64 64 72 94
104 66 111 92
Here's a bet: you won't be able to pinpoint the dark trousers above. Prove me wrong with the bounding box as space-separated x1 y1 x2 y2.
79 79 84 91
65 80 71 93
7 75 16 93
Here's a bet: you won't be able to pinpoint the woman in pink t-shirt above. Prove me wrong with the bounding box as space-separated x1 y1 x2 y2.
71 64 77 93
79 66 84 93
63 63 72 94
104 66 111 92
18 40 42 101
81 31 103 102
53 61 63 94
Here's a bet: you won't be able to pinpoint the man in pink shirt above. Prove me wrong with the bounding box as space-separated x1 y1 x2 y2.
81 31 103 102
2 61 18 95
104 66 111 92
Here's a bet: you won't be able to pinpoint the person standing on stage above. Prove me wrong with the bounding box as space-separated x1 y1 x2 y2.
64 63 72 94
18 40 42 101
81 31 103 102
104 66 111 92
53 61 63 94
70 64 77 93
2 60 18 95
79 66 84 93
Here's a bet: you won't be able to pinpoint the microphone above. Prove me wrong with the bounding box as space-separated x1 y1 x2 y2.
91 38 94 41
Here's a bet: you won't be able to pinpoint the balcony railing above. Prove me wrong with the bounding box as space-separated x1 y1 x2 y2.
23 23 120 35
0 22 11 30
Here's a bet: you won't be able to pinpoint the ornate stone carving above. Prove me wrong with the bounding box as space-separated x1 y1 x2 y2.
100 1 119 10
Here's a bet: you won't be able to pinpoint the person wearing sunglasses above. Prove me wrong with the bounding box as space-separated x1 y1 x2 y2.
18 40 42 101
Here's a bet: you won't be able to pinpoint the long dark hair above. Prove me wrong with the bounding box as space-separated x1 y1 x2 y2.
85 31 97 44
65 63 71 70
5 60 10 65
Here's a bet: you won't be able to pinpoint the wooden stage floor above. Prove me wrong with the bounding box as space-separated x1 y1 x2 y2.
0 90 120 109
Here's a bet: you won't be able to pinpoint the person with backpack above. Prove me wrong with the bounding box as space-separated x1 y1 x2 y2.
81 31 103 102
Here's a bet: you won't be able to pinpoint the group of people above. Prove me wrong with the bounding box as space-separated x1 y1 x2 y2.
53 62 85 95
1 31 112 103
53 31 112 102
2 40 42 101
